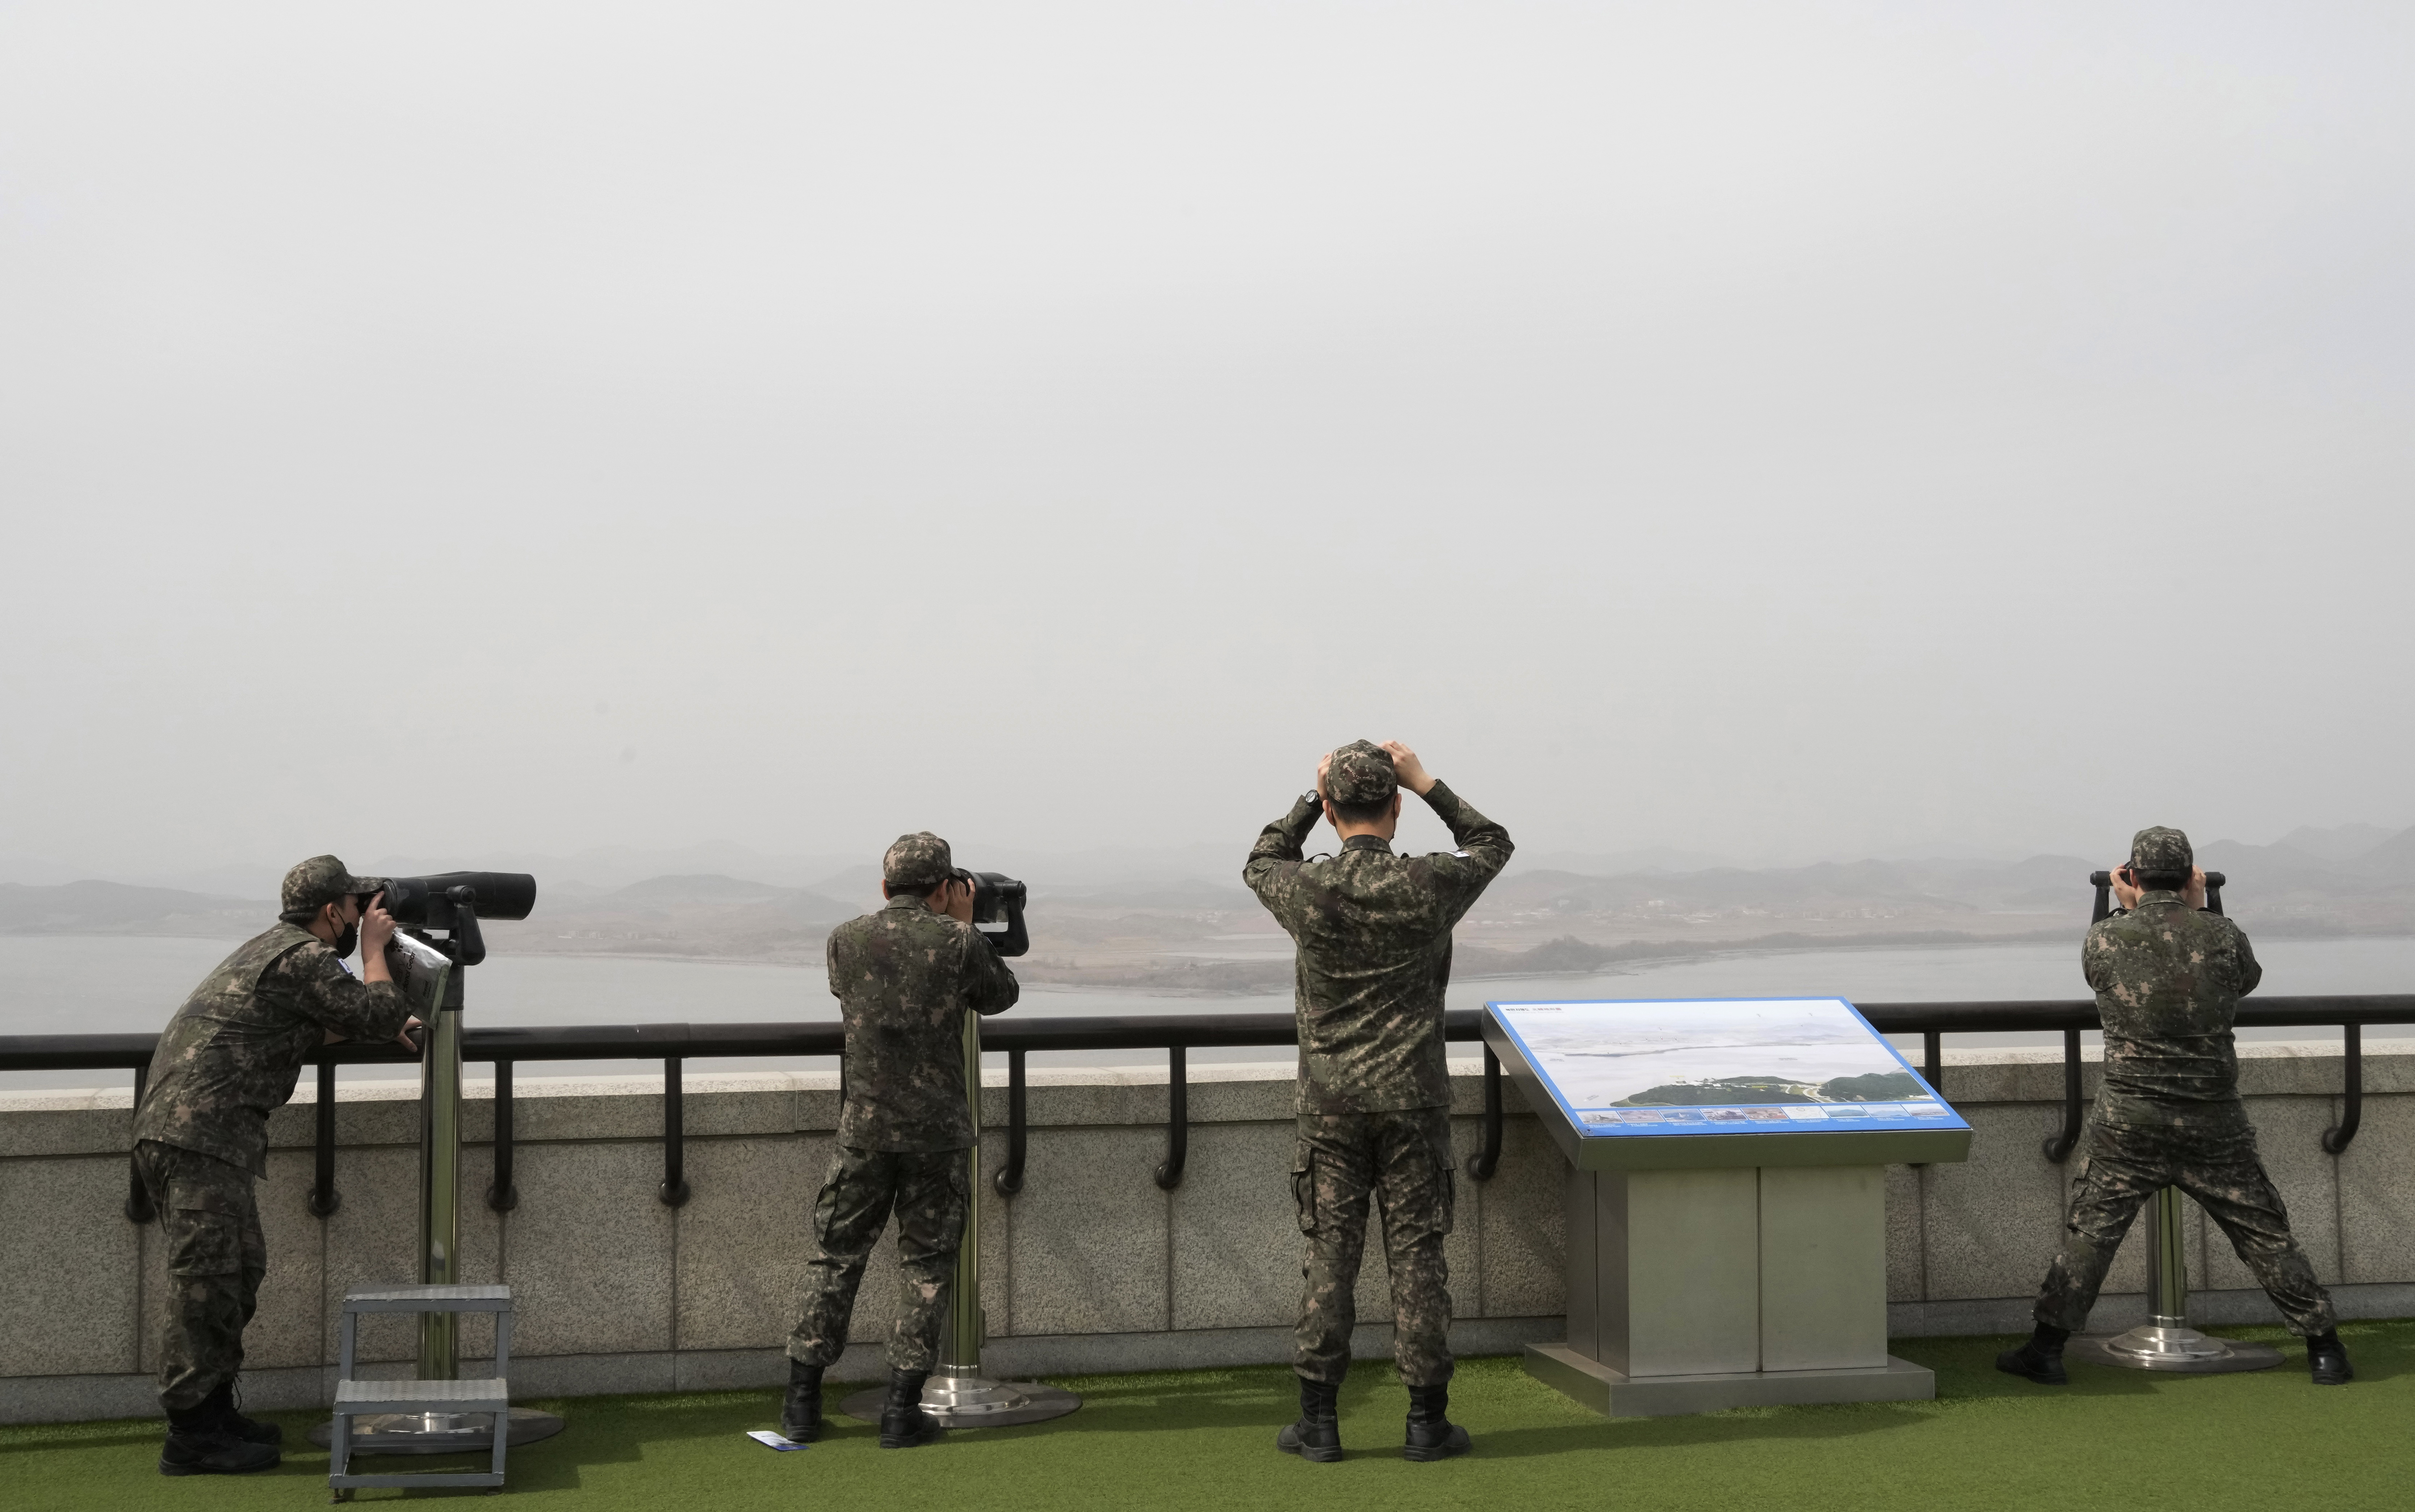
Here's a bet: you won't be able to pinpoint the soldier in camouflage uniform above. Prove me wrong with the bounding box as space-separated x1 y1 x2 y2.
1246 740 1511 1463
133 856 419 1475
1999 827 2351 1387
780 832 1019 1449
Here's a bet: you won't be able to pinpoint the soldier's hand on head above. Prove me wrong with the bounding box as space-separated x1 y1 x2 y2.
2183 866 2208 911
1316 751 1333 802
940 877 976 926
1382 741 1436 796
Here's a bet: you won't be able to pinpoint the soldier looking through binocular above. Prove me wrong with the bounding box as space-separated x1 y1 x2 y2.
133 856 423 1477
780 832 1020 1450
1998 826 2351 1388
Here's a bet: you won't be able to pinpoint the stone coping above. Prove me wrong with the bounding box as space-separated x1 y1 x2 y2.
3 1041 2403 1160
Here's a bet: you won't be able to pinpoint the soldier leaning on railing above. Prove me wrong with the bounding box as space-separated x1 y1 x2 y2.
133 855 422 1477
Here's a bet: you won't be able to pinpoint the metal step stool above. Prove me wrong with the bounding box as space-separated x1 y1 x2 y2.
329 1284 516 1500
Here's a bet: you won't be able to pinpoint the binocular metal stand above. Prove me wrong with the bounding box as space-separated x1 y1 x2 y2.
2064 1185 2282 1374
840 1012 1081 1429
310 921 566 1465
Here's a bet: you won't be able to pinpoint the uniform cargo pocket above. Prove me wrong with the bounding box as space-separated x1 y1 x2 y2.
1396 1117 1456 1237
1426 1117 1459 1174
168 1184 245 1214
162 1166 254 1276
162 1205 247 1278
1291 1146 1316 1236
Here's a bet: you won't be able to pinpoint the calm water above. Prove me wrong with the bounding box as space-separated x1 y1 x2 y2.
5 933 2410 1090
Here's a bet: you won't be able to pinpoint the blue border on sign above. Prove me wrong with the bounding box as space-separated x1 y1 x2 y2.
1483 995 1971 1138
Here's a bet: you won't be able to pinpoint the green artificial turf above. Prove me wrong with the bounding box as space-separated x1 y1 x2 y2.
7 1324 2411 1511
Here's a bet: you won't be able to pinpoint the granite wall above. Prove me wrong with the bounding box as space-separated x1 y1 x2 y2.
3 1041 2410 1424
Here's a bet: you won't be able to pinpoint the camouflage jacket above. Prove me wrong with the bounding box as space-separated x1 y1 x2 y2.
2085 891 2263 1129
134 923 414 1175
828 895 1020 1152
1245 781 1513 1114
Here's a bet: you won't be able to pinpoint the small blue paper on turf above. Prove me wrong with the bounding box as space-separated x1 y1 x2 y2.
747 1430 811 1451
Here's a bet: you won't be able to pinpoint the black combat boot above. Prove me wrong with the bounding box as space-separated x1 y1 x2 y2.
1275 1376 1342 1463
2306 1330 2354 1386
1403 1382 1471 1462
779 1359 826 1442
878 1370 943 1450
207 1380 282 1447
159 1398 281 1477
1994 1323 2071 1385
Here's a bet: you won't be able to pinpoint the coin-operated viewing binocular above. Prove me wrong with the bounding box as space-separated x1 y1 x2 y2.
965 871 1029 957
2087 868 2226 924
378 871 539 972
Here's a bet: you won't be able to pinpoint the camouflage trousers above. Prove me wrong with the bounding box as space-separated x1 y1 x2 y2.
135 1141 267 1414
2036 1115 2336 1337
787 1144 968 1373
1291 1108 1456 1387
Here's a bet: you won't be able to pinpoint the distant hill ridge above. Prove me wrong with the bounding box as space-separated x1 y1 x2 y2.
2 819 2408 943
0 880 268 935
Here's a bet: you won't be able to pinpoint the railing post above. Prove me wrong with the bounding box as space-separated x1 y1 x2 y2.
308 1058 341 1218
659 1056 691 1206
2041 1027 2084 1163
487 1057 519 1211
1468 1045 1503 1180
1154 1045 1188 1190
1921 1030 1943 1103
2322 1023 2363 1155
124 1062 155 1224
994 1048 1027 1197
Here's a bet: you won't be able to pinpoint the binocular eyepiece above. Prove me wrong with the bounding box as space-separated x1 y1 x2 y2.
966 871 1029 957
381 872 538 928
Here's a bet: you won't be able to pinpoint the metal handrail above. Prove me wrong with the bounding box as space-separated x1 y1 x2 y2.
11 995 2411 1221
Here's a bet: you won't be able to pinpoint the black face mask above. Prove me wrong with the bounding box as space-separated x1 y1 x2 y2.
327 907 359 960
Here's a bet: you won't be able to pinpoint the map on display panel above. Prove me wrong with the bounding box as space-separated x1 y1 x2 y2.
1484 997 1970 1137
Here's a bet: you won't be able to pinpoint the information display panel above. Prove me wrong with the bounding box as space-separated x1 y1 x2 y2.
1484 997 1971 1170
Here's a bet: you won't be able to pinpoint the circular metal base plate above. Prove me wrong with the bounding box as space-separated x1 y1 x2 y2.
2066 1326 2285 1374
307 1407 566 1454
839 1377 1082 1430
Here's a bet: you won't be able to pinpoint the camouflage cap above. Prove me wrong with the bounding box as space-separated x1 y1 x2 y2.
2129 827 2194 875
882 832 956 889
1324 740 1398 807
279 855 390 920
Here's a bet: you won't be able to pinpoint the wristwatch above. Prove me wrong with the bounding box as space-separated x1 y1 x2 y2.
1301 790 1324 814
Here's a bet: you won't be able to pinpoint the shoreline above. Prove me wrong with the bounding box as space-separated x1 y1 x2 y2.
11 927 2408 999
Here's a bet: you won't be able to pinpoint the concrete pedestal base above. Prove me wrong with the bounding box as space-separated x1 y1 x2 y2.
1525 1343 1935 1418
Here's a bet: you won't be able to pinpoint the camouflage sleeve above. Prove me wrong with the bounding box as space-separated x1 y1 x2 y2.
2226 920 2263 998
2081 920 2113 994
960 925 1020 1017
1243 793 1323 926
278 946 413 1042
1419 780 1513 924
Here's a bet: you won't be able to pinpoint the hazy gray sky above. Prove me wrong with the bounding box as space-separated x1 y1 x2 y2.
4 1 2411 883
